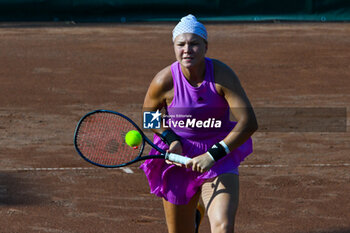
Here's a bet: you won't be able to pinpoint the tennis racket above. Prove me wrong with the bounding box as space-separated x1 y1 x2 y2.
74 109 191 168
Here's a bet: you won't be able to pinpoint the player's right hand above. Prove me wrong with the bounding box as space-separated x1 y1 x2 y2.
166 140 184 167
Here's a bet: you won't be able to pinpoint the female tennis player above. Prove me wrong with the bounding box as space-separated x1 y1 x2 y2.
140 14 258 233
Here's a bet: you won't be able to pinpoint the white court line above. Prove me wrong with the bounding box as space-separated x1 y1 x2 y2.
120 167 134 173
1 163 349 173
241 163 350 168
1 167 134 173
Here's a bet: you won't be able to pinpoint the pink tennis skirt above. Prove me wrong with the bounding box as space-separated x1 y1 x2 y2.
139 132 253 205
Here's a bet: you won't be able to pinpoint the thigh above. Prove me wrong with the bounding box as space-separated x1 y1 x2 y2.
201 173 239 230
163 191 201 233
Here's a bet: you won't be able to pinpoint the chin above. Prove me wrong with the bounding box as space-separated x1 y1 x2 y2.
181 60 196 68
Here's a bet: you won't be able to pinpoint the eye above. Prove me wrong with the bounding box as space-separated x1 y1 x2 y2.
190 41 199 46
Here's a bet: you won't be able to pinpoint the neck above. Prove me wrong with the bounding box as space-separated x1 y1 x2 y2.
181 59 206 87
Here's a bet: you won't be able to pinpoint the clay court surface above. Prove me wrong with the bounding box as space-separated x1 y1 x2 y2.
0 22 349 233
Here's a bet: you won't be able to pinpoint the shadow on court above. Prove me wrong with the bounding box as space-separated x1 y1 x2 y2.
299 229 350 233
0 172 47 206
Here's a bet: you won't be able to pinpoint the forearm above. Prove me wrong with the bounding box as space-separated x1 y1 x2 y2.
223 118 258 152
150 123 167 136
141 105 165 136
206 117 257 162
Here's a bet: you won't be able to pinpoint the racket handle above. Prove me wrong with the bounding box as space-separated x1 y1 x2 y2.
165 152 191 165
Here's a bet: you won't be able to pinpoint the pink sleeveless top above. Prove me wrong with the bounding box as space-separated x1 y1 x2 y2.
166 57 233 141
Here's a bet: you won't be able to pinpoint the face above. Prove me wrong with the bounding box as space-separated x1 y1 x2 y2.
173 33 208 69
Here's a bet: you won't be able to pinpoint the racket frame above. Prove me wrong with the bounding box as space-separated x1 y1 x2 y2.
74 109 172 168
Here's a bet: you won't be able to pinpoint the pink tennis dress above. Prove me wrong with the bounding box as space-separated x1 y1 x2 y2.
140 58 253 205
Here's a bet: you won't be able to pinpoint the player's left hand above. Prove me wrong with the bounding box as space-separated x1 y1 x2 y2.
185 153 215 173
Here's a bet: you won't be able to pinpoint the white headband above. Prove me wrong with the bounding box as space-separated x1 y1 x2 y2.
172 14 207 42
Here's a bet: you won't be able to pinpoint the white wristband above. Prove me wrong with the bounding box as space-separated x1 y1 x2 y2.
219 140 230 155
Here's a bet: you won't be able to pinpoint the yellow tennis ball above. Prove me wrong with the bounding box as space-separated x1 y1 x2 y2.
125 130 142 147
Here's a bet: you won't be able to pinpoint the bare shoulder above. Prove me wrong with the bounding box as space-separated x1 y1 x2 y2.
150 65 173 93
144 65 174 109
211 59 242 95
212 59 239 82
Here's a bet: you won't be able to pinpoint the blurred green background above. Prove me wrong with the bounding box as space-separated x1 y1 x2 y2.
0 0 349 22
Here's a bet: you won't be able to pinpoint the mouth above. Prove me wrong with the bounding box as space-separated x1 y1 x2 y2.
183 57 193 61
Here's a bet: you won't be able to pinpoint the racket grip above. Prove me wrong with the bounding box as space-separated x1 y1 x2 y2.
165 152 191 165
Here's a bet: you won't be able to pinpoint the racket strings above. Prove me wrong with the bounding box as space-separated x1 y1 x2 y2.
76 112 142 166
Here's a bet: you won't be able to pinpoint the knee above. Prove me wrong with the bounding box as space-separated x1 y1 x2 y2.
211 219 235 233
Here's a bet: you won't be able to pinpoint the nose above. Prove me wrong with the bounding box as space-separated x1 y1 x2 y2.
183 43 192 53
